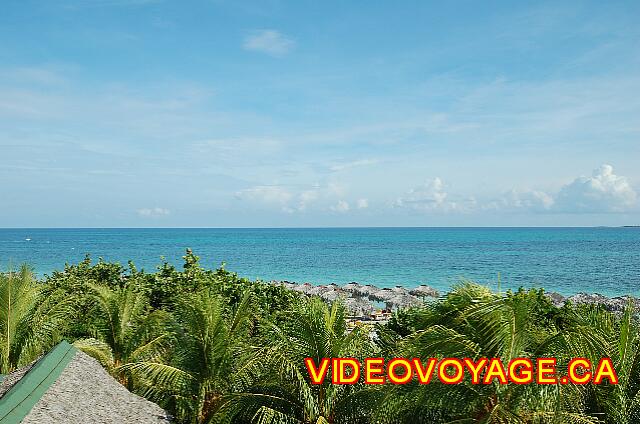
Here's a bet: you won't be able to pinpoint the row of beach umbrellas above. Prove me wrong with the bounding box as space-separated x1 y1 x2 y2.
272 280 439 315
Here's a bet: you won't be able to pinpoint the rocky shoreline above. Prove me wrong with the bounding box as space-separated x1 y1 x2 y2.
270 280 640 316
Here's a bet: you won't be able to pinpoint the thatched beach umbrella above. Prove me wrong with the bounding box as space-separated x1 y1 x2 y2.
320 289 344 302
386 294 422 310
391 286 409 296
363 284 380 295
370 287 394 302
344 297 375 316
293 283 313 295
307 285 324 296
350 284 376 298
545 292 566 308
312 285 340 297
566 293 639 314
343 282 362 293
273 281 298 290
409 285 440 298
567 293 610 307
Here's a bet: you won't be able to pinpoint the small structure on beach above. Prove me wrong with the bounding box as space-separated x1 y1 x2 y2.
292 282 313 295
369 287 395 302
270 280 442 323
342 282 362 293
409 284 440 298
0 341 171 424
344 297 375 317
386 294 424 310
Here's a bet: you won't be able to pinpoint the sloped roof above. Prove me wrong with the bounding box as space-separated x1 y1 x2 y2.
0 341 171 424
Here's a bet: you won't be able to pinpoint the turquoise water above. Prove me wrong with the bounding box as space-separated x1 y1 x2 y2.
1 228 639 296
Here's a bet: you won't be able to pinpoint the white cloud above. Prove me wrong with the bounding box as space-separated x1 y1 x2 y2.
325 182 347 197
236 183 365 214
235 185 323 213
555 164 637 213
395 178 476 213
137 207 170 217
395 165 637 216
296 190 319 212
329 158 379 172
487 189 554 212
243 30 295 56
235 185 292 207
330 200 350 213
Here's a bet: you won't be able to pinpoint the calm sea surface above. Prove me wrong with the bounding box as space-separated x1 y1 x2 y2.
1 228 639 296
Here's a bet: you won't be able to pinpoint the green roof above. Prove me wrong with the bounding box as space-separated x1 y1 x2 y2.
0 341 77 424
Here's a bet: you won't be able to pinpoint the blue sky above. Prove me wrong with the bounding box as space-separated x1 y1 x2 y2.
1 0 639 227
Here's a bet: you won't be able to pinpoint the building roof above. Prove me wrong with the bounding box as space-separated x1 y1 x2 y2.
0 341 171 424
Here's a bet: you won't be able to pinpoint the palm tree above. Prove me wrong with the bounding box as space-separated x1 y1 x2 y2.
555 302 640 423
73 281 173 388
122 287 254 424
219 296 376 424
376 283 598 423
0 264 72 373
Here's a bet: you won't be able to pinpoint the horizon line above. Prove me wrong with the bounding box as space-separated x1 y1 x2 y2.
0 225 636 230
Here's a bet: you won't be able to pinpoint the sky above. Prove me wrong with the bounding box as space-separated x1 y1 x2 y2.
1 0 639 227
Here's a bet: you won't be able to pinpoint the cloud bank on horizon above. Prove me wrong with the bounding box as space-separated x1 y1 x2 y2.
0 1 639 227
393 164 637 215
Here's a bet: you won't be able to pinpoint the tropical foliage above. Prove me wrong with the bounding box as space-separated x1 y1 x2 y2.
73 281 173 388
220 297 376 424
1 252 638 424
0 265 72 373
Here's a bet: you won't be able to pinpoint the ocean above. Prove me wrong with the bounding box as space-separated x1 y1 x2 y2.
1 227 639 296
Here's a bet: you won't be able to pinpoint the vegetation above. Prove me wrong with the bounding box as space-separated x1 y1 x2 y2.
0 265 72 373
221 297 376 424
1 252 638 423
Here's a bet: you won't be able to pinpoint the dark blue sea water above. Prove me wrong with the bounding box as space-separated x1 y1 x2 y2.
1 228 639 296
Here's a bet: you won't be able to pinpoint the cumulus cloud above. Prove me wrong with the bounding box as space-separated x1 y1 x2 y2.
395 178 476 213
234 185 292 208
236 183 367 214
325 182 347 198
330 200 350 213
397 165 637 216
236 185 323 213
487 189 554 212
137 207 170 217
397 177 447 208
483 165 636 214
294 190 319 212
555 164 637 213
243 30 294 56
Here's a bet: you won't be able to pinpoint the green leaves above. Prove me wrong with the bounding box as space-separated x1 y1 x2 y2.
218 297 376 424
0 264 73 373
14 252 640 424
